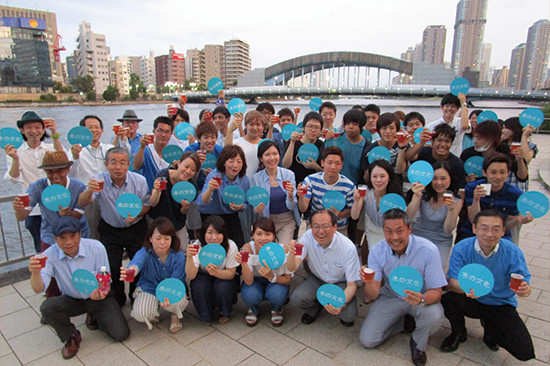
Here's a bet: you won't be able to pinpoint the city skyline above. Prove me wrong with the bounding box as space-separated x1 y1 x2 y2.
2 0 548 71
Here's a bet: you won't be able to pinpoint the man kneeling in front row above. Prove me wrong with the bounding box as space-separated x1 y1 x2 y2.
359 209 447 366
440 209 535 361
29 216 129 359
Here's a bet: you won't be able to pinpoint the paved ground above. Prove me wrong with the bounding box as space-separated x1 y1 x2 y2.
1 134 549 366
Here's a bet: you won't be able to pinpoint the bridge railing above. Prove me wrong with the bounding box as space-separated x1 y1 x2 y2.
0 194 34 267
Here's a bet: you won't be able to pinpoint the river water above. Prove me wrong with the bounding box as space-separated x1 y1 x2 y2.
0 98 536 262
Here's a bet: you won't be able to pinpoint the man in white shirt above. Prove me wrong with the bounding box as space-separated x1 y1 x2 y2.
213 106 241 147
425 93 470 157
287 210 361 327
69 115 114 239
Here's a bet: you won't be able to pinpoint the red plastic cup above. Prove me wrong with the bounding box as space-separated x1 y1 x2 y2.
297 133 303 140
333 132 340 138
204 111 212 121
510 142 521 154
158 178 167 191
272 115 280 124
35 254 48 268
510 273 524 291
443 191 454 204
113 124 122 134
241 250 249 263
294 242 304 256
18 193 30 208
294 107 301 114
358 185 367 197
320 129 328 138
213 176 222 186
283 180 290 189
397 131 407 145
299 186 308 196
125 267 136 282
191 243 200 252
145 134 154 144
96 179 105 192
180 95 187 103
363 267 375 282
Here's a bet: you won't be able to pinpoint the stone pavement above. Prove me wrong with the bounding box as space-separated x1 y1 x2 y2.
1 134 549 366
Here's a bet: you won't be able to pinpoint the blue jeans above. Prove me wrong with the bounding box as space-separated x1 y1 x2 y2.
25 215 41 253
190 271 239 323
241 276 289 315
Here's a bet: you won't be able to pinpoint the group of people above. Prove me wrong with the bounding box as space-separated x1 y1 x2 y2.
5 91 540 364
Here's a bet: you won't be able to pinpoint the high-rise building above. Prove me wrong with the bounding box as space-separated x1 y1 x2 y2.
508 43 526 89
520 19 550 90
74 21 111 94
155 46 185 87
66 55 76 82
422 25 446 64
450 0 488 77
479 43 492 86
108 55 130 95
491 66 508 88
204 44 224 84
223 39 251 86
140 51 156 90
185 48 205 85
0 15 52 91
0 6 64 84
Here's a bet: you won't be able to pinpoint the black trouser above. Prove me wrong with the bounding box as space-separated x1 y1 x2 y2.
40 293 129 343
201 213 244 248
25 215 42 253
441 292 535 361
98 218 147 307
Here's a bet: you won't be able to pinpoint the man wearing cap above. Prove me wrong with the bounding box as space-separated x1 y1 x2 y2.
358 209 447 366
29 216 129 359
79 147 150 307
116 109 143 157
4 111 65 253
13 151 89 253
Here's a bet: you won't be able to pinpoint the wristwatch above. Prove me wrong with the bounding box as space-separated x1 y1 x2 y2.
419 295 425 306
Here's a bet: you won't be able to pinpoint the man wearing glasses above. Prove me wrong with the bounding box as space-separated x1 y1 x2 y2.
132 116 174 190
79 147 150 307
287 209 361 327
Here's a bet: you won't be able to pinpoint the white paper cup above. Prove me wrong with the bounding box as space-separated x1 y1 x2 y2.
479 183 492 196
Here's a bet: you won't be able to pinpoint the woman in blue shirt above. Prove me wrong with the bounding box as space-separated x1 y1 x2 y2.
197 145 250 247
250 140 300 245
120 217 187 334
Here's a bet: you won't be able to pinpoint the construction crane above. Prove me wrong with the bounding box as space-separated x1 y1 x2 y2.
53 34 66 62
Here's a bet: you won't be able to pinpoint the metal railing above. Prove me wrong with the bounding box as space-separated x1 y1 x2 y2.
0 194 33 267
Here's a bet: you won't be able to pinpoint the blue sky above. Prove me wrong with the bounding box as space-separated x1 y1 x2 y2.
2 0 549 69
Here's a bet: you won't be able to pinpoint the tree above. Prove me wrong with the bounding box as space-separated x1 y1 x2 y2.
71 75 95 93
102 85 120 101
129 73 146 100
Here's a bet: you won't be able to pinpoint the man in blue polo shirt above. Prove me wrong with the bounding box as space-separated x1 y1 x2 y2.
79 147 150 307
29 216 129 359
440 209 535 361
359 209 447 366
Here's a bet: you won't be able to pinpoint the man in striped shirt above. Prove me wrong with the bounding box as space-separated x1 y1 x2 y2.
298 146 355 235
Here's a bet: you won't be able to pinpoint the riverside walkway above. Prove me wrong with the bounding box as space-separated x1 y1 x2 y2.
1 134 549 366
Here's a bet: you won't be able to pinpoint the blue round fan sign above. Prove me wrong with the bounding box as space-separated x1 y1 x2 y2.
171 181 197 203
309 97 323 112
246 186 269 208
368 146 391 164
477 111 498 124
198 243 226 267
519 108 544 128
0 127 24 149
227 98 246 115
458 263 494 297
202 153 217 171
297 143 319 163
389 266 424 297
115 193 142 218
41 184 71 211
156 278 186 304
72 269 98 295
258 242 286 270
450 77 470 96
517 191 549 219
322 191 346 211
464 156 484 177
281 124 298 140
361 129 373 142
162 145 184 164
174 122 194 140
208 77 224 95
408 160 434 186
222 185 245 205
316 284 346 308
380 193 406 213
68 126 93 147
